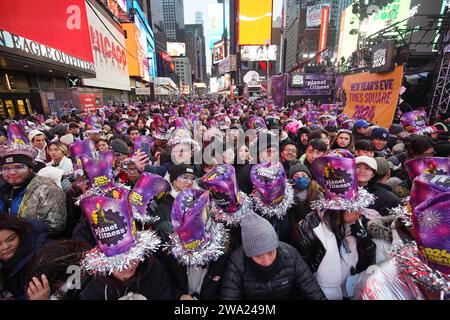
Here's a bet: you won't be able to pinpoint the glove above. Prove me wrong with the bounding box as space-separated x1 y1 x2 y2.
351 220 372 247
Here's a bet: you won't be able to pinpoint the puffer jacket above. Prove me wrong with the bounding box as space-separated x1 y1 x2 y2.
220 242 326 300
16 175 67 237
291 211 376 274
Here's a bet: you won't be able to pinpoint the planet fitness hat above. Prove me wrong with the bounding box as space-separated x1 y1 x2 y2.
250 162 294 219
201 164 251 226
167 189 228 267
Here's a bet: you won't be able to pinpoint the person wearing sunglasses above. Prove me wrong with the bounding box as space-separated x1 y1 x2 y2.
151 164 196 243
0 146 67 238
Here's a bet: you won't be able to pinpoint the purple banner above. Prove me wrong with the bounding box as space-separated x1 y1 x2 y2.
269 74 286 108
286 73 333 96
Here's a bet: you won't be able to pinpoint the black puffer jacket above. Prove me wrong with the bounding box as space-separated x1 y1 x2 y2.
220 242 326 300
291 211 376 274
366 183 400 216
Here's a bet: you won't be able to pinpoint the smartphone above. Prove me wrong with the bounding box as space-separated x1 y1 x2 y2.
140 142 151 158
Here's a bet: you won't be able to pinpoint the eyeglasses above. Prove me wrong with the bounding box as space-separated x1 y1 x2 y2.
0 164 28 174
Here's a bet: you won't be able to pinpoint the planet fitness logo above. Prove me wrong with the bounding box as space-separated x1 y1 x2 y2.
92 208 127 247
323 162 353 195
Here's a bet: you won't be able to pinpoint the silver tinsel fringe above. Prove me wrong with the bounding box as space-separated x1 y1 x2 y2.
251 184 294 219
169 136 201 151
416 126 434 135
132 208 160 225
164 222 228 267
210 192 252 226
75 183 131 206
388 198 413 228
389 241 450 296
310 187 376 213
81 230 161 275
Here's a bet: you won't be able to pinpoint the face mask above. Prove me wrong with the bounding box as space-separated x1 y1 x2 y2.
293 176 310 191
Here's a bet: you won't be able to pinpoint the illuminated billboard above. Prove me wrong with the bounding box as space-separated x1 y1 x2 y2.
240 45 277 61
207 3 224 49
306 3 330 27
238 0 273 45
213 41 225 64
337 5 359 63
364 0 411 37
167 42 186 57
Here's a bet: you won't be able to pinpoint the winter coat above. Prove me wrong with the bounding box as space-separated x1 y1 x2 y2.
220 242 326 300
291 211 376 274
0 220 48 299
152 193 175 243
366 183 400 216
80 255 175 300
15 175 67 237
157 252 229 300
237 163 255 195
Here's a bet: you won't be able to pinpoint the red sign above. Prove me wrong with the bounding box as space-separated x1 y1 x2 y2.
317 6 330 63
0 0 93 63
80 93 97 113
160 51 173 63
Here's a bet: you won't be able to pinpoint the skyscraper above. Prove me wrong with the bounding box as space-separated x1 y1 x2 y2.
163 0 185 41
195 11 203 25
185 24 208 82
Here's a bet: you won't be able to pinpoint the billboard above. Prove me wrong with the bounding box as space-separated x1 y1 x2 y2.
240 45 277 61
337 5 359 63
83 3 130 91
218 55 237 75
207 3 224 49
213 41 225 64
317 6 330 63
342 65 404 128
306 3 330 27
364 0 411 37
167 42 186 57
122 23 149 82
286 74 333 96
0 0 94 73
238 0 273 45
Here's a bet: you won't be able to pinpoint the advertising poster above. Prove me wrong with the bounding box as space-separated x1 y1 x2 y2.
342 65 404 128
286 74 333 96
240 45 277 61
84 3 130 91
238 0 272 45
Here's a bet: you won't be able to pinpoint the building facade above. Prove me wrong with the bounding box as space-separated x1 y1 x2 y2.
185 24 207 83
173 57 192 94
162 0 185 42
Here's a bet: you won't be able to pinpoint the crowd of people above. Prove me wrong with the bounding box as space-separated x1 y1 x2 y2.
0 97 449 300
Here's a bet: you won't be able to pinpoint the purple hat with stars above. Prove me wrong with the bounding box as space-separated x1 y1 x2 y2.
405 157 449 182
310 151 375 212
250 162 294 219
400 110 433 135
80 187 160 274
85 114 104 130
409 174 450 209
168 188 228 267
150 114 169 140
81 150 116 191
114 120 129 135
7 123 29 145
247 116 267 131
69 140 96 173
131 135 154 157
341 119 355 130
202 165 251 225
412 190 450 275
129 172 171 224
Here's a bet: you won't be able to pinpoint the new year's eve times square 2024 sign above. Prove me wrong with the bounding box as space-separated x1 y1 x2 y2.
342 65 404 129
